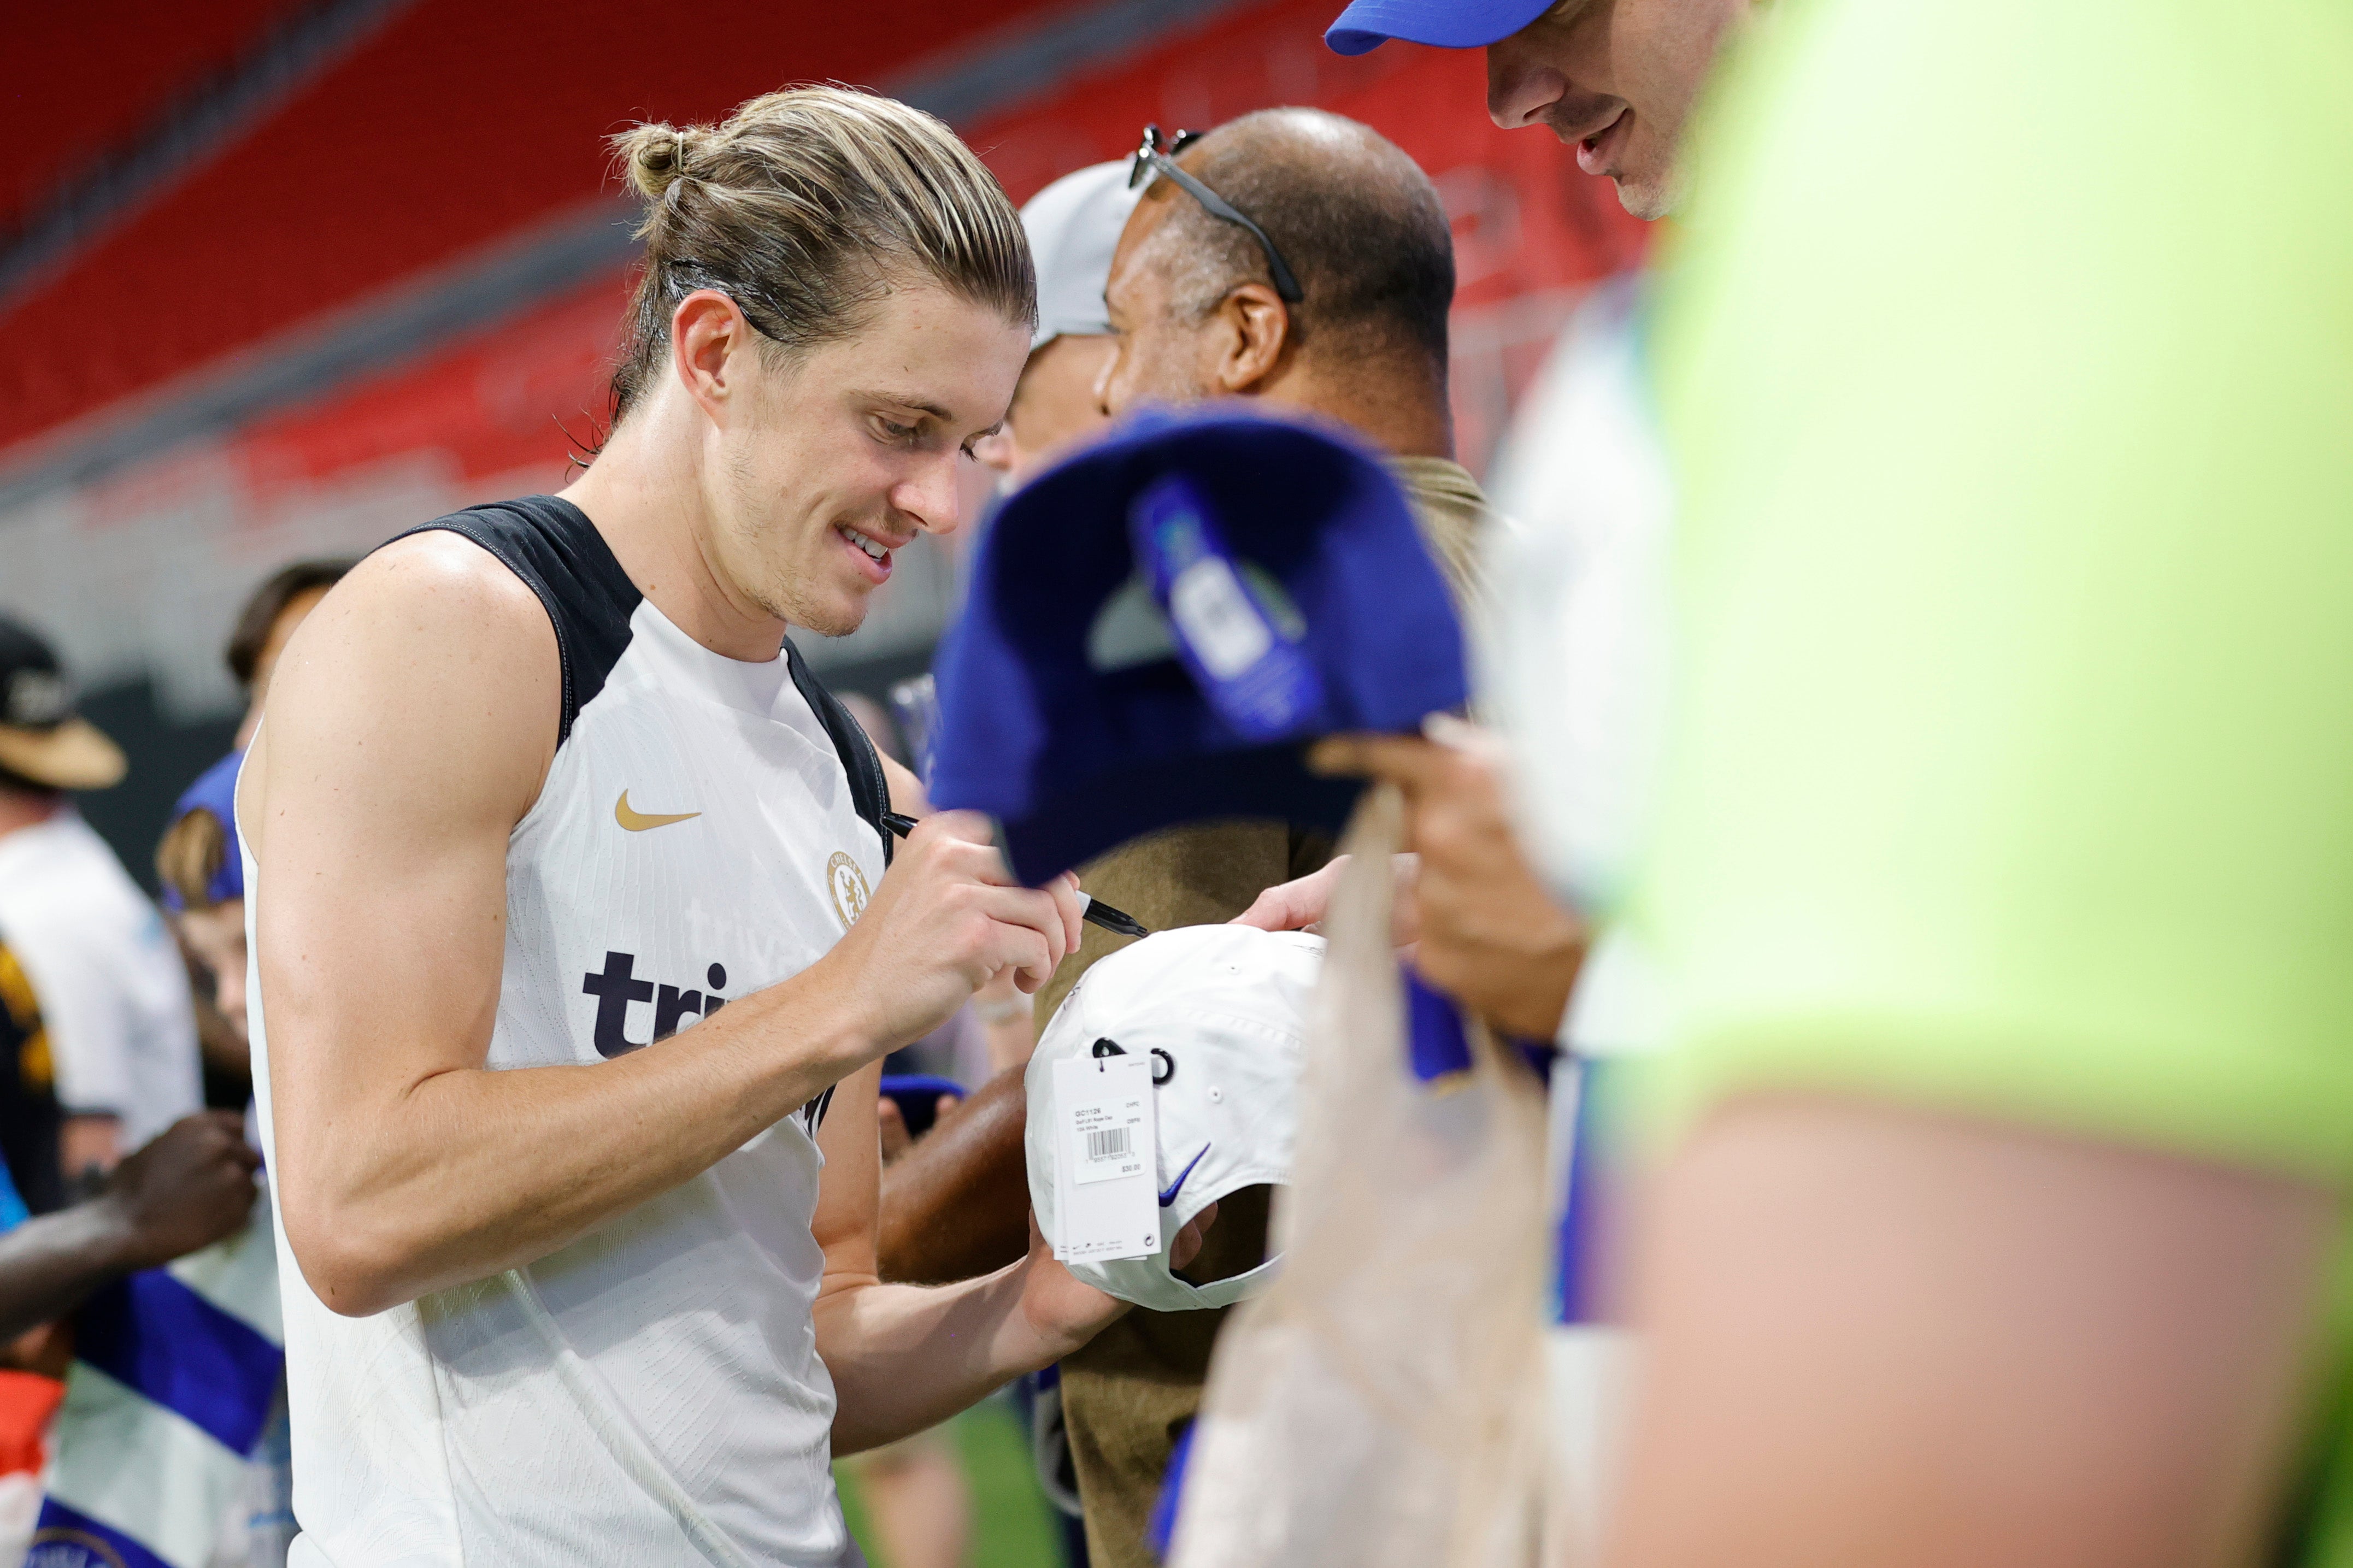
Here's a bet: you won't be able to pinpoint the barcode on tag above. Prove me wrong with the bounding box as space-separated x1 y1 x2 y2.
1066 1084 1148 1187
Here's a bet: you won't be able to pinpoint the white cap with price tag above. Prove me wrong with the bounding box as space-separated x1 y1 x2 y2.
1026 924 1320 1310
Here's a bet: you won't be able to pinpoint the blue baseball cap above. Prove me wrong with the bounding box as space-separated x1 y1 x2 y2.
1324 0 1553 55
161 750 245 911
930 406 1466 885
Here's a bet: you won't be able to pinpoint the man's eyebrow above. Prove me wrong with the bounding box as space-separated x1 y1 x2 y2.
851 388 955 422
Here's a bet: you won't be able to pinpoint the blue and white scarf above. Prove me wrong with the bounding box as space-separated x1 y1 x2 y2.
29 1209 284 1568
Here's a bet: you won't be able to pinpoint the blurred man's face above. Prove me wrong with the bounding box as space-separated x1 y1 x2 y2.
1095 199 1226 420
973 333 1120 485
1487 0 1748 219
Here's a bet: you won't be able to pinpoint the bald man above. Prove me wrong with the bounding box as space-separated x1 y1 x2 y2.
1096 107 1485 596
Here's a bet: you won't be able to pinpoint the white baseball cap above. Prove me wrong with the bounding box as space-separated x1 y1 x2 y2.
1026 924 1322 1311
1021 160 1143 351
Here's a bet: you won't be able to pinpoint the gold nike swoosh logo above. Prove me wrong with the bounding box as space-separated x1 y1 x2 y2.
615 791 701 832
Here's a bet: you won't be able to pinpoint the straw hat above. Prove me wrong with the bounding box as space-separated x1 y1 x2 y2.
0 617 126 792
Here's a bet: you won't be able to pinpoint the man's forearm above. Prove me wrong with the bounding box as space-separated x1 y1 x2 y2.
1610 1100 2333 1568
817 1262 1068 1455
0 1203 137 1342
277 964 878 1316
877 1066 1031 1284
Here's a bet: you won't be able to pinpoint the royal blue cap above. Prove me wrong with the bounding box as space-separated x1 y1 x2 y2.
930 406 1466 885
161 750 245 911
1324 0 1552 55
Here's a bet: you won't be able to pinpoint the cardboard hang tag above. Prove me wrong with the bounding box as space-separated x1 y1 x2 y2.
1052 1053 1162 1263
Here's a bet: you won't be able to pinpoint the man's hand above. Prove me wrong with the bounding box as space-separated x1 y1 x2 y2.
95 1112 261 1271
1310 726 1587 1041
1231 853 1423 949
823 810 1084 1054
1014 1202 1218 1356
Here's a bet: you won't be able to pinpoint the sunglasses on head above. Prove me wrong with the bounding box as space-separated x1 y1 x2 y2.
1126 125 1304 305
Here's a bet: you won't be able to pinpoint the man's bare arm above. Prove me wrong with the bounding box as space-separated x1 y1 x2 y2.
816 1062 1097 1454
1607 1098 2334 1568
249 534 1080 1317
877 1065 1031 1284
0 1113 258 1342
815 1058 1211 1454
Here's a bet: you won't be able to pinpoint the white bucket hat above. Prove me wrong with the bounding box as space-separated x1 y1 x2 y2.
1021 160 1143 351
1026 924 1321 1311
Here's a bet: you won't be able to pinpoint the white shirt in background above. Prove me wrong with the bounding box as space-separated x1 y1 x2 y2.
0 808 201 1146
1480 273 1673 1557
1482 273 1674 1059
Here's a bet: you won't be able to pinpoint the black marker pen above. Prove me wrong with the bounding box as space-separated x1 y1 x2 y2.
880 813 1151 939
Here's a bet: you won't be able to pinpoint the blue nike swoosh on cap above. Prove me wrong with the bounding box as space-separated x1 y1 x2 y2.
1158 1144 1211 1208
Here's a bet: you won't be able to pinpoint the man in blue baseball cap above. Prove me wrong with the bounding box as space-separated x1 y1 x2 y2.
1322 0 1752 220
1244 0 1765 1057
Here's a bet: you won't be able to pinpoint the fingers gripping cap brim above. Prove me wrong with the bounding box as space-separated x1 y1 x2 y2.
1324 0 1558 54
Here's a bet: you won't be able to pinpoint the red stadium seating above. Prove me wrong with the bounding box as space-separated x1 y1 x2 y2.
0 0 1054 451
2 0 309 232
1 0 1646 485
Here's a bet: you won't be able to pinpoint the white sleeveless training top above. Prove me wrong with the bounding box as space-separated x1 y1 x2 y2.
243 497 890 1566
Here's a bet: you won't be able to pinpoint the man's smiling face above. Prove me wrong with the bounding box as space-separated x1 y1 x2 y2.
707 280 1027 636
1486 0 1749 219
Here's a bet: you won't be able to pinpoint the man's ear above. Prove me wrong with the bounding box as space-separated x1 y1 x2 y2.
670 290 756 423
1212 282 1292 394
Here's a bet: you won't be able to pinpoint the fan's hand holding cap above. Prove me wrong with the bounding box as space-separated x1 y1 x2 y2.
0 616 126 792
1322 0 1555 55
1021 161 1143 351
1026 924 1322 1311
929 406 1467 885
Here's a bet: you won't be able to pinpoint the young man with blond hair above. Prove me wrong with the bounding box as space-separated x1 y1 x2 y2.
243 86 1204 1566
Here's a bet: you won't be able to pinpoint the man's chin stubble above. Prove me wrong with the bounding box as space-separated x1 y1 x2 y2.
756 576 867 640
1614 166 1686 222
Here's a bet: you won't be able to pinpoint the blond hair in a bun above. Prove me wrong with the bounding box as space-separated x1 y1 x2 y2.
604 86 1033 422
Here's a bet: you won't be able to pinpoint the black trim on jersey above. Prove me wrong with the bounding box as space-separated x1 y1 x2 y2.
385 496 889 871
386 496 642 745
786 639 893 869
